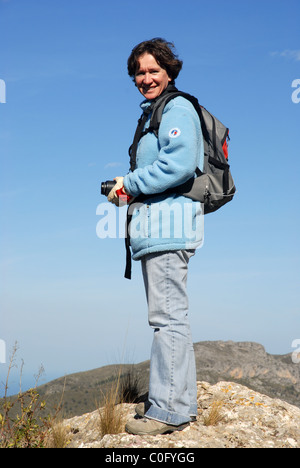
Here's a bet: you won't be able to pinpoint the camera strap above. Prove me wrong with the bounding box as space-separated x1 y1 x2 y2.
124 195 147 280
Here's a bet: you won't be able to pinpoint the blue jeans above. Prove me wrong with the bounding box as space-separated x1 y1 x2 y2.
141 249 197 426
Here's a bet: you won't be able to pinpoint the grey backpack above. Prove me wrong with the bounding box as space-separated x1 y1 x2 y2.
129 86 236 214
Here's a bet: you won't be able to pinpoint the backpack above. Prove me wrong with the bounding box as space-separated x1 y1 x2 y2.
128 85 236 214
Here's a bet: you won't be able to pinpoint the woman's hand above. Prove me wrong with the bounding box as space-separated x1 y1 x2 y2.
107 176 132 206
107 177 124 206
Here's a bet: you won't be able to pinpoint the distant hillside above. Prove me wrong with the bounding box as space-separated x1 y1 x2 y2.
4 341 300 419
193 341 300 406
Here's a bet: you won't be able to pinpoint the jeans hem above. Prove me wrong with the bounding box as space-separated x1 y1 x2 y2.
145 405 191 426
189 404 198 417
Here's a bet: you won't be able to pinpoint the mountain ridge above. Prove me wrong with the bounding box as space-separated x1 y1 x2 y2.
6 340 299 419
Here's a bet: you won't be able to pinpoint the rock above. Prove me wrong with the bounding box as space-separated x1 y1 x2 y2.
59 381 300 449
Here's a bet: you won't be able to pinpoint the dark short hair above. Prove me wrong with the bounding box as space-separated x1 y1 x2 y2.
127 38 183 84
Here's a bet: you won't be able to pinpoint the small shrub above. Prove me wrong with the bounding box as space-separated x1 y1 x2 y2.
0 388 51 448
0 343 63 448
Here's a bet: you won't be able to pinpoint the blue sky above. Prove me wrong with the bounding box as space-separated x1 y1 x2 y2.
0 0 299 395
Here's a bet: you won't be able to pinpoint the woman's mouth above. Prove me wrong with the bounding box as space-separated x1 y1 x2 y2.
143 86 156 93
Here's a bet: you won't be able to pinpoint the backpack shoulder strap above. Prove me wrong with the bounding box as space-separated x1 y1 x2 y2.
149 88 181 136
128 104 153 172
149 89 207 139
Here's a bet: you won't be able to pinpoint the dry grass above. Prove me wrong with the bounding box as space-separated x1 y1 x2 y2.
98 383 126 438
203 400 225 426
97 365 143 438
118 367 141 404
46 419 70 448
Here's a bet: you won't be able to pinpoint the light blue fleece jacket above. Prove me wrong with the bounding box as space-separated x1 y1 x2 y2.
123 96 204 260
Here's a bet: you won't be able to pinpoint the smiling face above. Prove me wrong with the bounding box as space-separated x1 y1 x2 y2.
135 53 172 100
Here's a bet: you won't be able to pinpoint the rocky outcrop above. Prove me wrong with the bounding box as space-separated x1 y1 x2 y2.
60 381 300 448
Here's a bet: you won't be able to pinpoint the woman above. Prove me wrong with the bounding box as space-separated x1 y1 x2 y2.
107 38 204 436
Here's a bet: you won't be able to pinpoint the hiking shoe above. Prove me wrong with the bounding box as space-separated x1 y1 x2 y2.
135 401 197 422
125 417 189 436
135 401 151 418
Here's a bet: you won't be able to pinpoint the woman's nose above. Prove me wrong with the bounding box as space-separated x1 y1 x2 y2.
143 72 152 84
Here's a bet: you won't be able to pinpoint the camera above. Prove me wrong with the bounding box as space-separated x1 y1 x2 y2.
101 179 132 203
101 180 116 196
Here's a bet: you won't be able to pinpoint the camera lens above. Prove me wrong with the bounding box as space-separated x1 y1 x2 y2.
101 180 116 196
